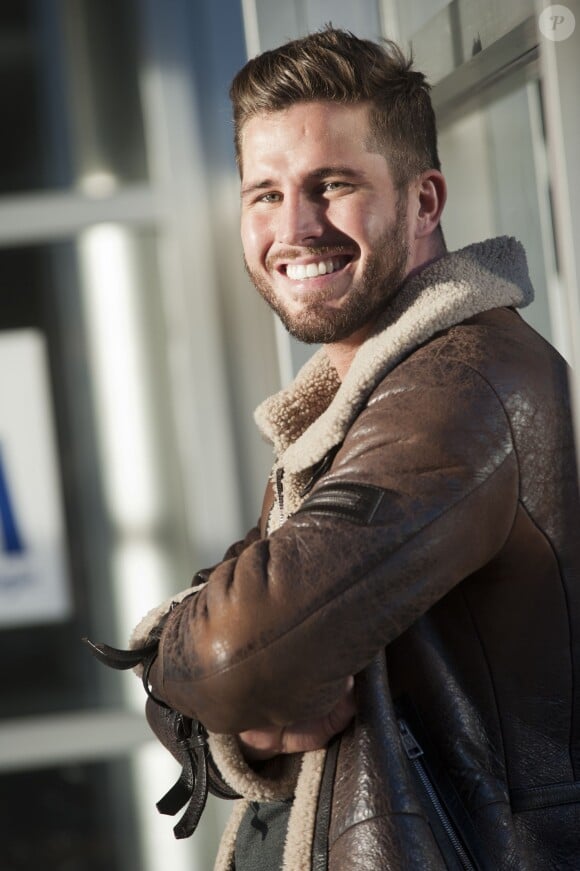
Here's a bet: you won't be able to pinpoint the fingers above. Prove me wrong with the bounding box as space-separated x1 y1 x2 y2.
326 680 356 737
238 725 285 760
278 677 356 753
238 676 357 758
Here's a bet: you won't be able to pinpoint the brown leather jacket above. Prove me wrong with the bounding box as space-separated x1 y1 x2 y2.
142 239 580 869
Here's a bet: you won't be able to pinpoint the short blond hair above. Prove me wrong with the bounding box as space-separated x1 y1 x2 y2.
230 26 441 189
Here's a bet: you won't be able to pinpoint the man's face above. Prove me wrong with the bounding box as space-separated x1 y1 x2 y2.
239 101 412 344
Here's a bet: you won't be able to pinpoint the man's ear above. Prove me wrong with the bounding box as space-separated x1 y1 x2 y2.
413 170 447 239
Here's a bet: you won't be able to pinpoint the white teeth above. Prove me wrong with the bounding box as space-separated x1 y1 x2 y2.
287 264 307 279
286 258 342 280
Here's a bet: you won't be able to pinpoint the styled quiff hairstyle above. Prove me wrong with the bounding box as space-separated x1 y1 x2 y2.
230 27 441 190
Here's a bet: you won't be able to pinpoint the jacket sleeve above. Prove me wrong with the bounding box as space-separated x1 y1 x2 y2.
129 524 263 652
191 524 263 586
150 356 519 734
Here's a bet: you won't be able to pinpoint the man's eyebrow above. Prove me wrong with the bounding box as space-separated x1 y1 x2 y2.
241 179 275 197
309 166 363 180
241 166 365 197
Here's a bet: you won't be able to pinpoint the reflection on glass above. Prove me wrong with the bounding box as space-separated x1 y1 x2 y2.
0 0 147 195
0 241 114 717
438 75 556 347
0 228 186 719
0 758 142 870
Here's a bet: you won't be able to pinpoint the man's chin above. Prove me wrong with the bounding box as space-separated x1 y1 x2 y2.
278 316 338 344
281 319 334 345
260 298 336 344
282 311 368 345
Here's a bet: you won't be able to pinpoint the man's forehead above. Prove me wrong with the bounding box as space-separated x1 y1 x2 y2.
239 101 374 168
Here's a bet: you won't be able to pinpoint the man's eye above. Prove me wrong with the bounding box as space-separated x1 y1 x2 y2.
322 181 349 193
258 192 281 204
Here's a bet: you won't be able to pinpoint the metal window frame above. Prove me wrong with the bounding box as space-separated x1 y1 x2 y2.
431 16 540 124
0 186 161 246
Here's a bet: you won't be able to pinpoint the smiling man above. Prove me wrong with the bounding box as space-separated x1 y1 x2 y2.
125 27 580 871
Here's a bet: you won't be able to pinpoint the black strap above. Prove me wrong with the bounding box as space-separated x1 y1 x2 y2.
82 637 158 669
312 735 341 870
156 770 193 815
156 716 210 839
83 637 170 709
83 635 210 839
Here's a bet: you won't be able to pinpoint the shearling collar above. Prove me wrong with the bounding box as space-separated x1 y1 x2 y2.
255 237 534 486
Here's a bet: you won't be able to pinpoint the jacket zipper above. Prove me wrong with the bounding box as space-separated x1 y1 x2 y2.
399 718 476 871
275 467 285 519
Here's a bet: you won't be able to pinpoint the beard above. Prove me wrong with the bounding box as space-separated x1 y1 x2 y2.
244 205 409 344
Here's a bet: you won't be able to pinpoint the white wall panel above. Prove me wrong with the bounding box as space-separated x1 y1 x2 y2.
304 0 382 37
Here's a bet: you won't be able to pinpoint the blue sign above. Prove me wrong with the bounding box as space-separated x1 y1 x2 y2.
0 330 71 626
0 443 25 556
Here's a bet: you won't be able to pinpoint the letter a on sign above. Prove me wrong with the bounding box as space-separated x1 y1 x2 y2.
0 330 71 627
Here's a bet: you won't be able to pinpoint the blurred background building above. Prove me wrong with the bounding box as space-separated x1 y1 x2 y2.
0 0 578 868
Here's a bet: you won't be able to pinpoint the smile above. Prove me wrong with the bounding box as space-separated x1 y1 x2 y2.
283 256 351 281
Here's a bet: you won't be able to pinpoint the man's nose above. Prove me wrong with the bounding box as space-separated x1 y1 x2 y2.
277 193 325 245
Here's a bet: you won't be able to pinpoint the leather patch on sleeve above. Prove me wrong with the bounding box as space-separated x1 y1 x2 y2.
294 481 385 525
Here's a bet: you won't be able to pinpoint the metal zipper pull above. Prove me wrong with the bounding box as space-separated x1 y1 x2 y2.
399 718 424 759
275 467 285 517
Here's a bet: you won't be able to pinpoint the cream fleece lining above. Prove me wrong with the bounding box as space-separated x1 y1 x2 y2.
207 733 302 801
214 800 248 871
129 584 204 676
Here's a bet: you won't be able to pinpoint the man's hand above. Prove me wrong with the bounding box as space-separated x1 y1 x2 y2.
238 677 356 760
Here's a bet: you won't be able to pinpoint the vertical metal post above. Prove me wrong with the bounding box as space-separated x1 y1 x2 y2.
537 0 580 477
